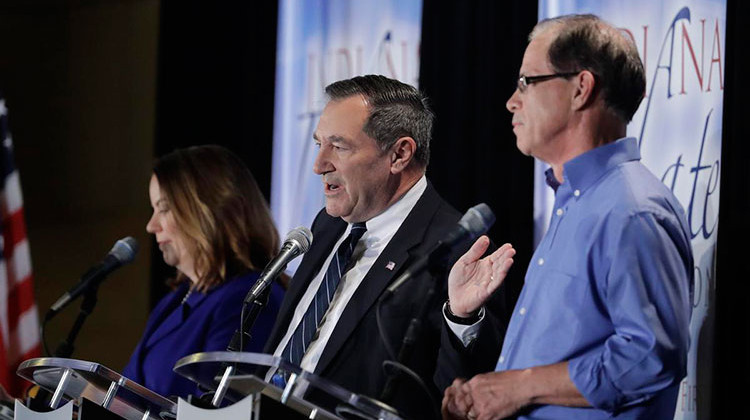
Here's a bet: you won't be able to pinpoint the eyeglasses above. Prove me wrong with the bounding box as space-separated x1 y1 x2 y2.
516 72 580 93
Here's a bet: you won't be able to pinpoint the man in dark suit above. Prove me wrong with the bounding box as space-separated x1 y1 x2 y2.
263 75 516 419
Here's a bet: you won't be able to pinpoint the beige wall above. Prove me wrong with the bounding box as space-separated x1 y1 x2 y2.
0 0 159 372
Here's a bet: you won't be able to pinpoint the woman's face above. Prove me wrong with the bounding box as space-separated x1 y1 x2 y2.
146 175 196 281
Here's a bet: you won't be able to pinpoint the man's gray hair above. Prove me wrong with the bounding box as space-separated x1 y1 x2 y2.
532 14 646 123
325 74 434 167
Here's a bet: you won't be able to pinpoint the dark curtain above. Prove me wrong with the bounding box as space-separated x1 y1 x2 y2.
151 0 278 306
419 0 538 312
713 0 750 417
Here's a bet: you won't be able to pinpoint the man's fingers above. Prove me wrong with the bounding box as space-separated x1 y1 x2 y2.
458 236 491 266
442 388 457 418
443 378 469 418
491 244 515 269
493 256 514 277
444 397 464 420
490 243 515 262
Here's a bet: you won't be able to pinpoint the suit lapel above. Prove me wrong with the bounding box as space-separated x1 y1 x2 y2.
144 286 209 349
315 184 442 375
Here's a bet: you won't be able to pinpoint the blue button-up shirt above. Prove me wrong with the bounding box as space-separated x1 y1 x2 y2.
497 138 693 419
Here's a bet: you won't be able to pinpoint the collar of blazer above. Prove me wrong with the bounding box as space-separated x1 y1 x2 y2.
143 283 211 349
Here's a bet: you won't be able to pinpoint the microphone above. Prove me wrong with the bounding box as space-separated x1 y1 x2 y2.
46 237 139 319
385 203 495 295
226 227 313 352
243 226 313 303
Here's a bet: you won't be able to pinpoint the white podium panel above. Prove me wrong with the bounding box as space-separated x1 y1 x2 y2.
14 400 73 420
176 393 256 420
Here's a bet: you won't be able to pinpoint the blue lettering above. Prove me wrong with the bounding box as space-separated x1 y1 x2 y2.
687 109 719 240
661 155 685 192
638 7 691 148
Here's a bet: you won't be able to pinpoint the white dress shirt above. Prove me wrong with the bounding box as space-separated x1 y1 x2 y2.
270 176 428 375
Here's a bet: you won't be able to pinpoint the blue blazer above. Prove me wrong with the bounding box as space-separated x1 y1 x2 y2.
122 272 284 398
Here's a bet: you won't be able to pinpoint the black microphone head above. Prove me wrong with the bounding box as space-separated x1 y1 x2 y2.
459 203 495 237
285 226 313 254
110 236 139 264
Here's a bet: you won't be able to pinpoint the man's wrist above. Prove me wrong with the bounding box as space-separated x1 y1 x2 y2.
444 300 481 324
515 362 587 408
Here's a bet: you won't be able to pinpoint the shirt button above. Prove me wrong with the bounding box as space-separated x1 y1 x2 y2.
537 258 544 266
519 307 527 315
499 355 505 363
574 189 581 197
556 208 563 216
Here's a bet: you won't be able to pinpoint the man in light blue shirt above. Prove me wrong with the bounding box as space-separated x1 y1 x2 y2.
442 14 693 419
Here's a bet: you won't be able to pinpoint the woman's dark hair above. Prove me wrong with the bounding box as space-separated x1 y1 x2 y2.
153 145 279 292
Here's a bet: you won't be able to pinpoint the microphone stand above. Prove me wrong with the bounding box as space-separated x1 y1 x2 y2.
29 285 101 411
226 286 271 352
54 285 100 358
201 278 273 408
378 251 449 411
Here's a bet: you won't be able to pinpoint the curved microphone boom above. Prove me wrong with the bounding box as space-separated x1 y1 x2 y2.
46 236 139 320
376 204 495 406
243 226 313 304
385 203 495 295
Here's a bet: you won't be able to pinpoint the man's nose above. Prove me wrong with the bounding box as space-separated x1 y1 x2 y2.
313 147 332 175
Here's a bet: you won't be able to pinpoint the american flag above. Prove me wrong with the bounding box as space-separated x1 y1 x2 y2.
0 94 40 396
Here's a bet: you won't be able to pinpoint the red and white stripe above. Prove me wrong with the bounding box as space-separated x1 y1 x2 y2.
0 101 40 396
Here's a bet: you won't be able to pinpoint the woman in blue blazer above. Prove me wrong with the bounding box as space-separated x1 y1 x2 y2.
122 145 285 398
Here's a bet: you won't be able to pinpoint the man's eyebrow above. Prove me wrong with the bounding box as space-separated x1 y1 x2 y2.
314 134 348 144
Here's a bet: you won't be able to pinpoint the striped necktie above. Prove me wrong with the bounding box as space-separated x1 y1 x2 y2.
281 222 367 367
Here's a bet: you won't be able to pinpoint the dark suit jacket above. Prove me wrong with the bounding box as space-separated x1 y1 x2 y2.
123 273 284 398
264 182 507 419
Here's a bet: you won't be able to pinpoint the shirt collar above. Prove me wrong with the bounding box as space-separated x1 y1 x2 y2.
544 167 561 192
549 137 641 194
359 175 427 239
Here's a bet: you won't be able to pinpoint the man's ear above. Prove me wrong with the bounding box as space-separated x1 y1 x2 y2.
390 136 417 174
571 70 597 111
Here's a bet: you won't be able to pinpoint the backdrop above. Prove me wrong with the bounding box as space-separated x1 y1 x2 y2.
153 2 748 419
536 2 725 418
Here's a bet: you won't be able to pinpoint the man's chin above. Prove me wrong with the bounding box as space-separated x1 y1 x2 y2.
327 205 366 224
516 139 532 156
324 202 348 219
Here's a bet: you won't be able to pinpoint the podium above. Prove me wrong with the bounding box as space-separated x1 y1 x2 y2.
173 352 403 420
17 357 177 420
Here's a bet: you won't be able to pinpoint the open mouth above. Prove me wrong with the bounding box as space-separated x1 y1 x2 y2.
326 182 341 192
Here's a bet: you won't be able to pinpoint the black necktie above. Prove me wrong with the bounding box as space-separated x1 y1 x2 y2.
280 222 367 366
